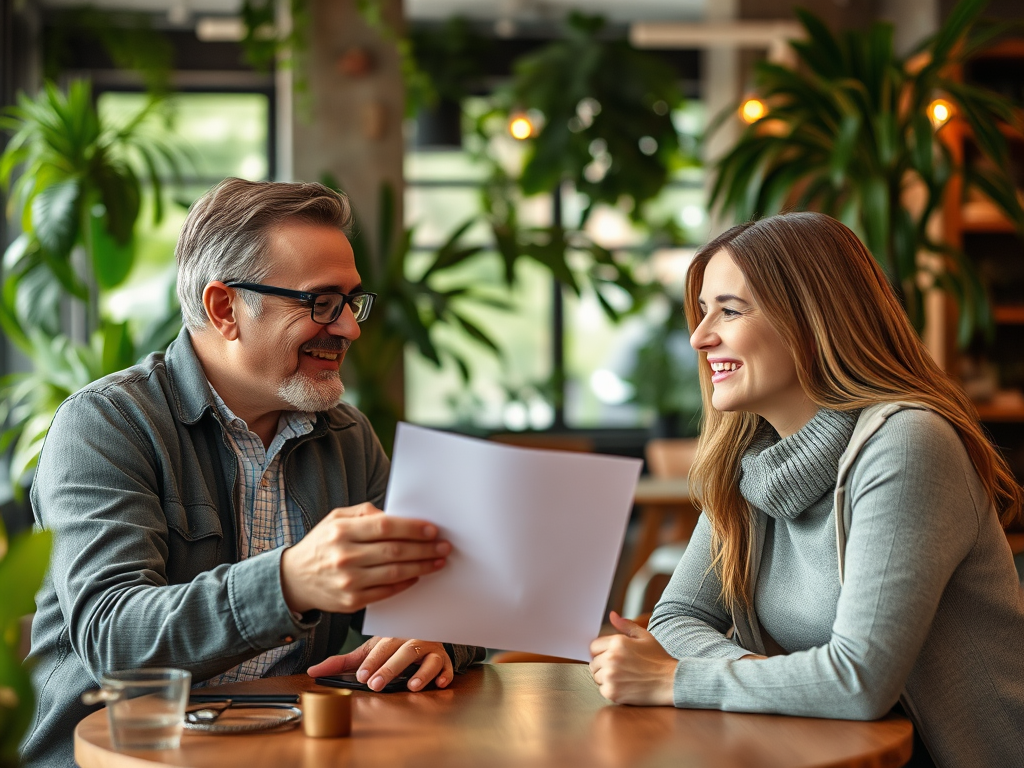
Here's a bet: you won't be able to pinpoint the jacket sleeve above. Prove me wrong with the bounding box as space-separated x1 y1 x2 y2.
655 410 982 719
647 514 751 662
31 390 314 684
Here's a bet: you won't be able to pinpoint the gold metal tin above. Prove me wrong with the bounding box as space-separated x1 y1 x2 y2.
300 689 352 738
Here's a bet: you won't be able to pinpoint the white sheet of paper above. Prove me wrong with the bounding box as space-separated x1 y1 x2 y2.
363 423 642 661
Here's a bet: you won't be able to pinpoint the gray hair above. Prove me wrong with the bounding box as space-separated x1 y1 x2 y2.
175 178 353 331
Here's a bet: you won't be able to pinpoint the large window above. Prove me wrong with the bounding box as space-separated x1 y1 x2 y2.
404 101 705 433
96 90 271 328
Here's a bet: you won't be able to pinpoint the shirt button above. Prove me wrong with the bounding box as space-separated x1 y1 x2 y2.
260 477 269 487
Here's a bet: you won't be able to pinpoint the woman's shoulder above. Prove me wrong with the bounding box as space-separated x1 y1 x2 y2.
869 405 957 440
855 405 975 481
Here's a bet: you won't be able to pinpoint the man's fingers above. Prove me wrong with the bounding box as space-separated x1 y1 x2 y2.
344 513 442 544
407 653 445 691
436 649 454 688
344 539 452 568
325 502 385 521
358 637 406 683
358 558 446 592
306 637 377 678
365 640 428 692
306 653 358 678
354 578 421 609
356 640 452 692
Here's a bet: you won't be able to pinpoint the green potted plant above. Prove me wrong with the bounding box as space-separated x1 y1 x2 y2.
708 0 1024 343
0 79 186 489
506 12 688 222
329 178 509 453
0 519 51 768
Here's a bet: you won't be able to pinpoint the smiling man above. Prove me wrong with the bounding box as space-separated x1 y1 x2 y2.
22 179 482 767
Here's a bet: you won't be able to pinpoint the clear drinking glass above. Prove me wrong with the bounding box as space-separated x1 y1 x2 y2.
83 667 191 750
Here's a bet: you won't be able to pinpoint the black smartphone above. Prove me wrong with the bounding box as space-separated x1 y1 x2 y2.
315 670 422 694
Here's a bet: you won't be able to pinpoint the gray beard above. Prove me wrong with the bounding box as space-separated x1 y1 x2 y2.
277 369 345 412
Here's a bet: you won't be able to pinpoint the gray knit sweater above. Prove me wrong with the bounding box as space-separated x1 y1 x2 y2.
648 408 1024 767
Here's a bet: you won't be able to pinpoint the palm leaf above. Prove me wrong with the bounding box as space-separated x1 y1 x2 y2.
31 178 81 259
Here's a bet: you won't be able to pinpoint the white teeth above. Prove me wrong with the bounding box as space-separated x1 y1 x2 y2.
710 362 739 372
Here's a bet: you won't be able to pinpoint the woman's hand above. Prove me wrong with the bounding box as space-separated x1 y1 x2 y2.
307 637 453 692
588 611 677 705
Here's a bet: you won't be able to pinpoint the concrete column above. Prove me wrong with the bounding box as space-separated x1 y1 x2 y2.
290 0 405 257
703 0 741 238
879 0 938 56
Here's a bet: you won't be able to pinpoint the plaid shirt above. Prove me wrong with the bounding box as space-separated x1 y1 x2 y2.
201 386 315 685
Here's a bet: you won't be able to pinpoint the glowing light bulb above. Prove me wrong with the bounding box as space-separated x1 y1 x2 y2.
928 98 953 128
509 115 534 140
740 98 766 124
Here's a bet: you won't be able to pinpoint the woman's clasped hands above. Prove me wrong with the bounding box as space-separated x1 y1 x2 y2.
588 611 678 706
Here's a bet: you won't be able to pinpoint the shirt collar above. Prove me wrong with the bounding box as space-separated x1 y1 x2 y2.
207 378 316 441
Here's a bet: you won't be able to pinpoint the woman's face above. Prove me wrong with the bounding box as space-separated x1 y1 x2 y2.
689 249 817 437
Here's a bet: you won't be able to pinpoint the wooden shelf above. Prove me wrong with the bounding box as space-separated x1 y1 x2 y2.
961 200 1019 233
993 306 1024 324
969 39 1024 60
974 402 1024 422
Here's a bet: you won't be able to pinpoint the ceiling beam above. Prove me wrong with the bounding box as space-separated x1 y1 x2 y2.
629 20 802 49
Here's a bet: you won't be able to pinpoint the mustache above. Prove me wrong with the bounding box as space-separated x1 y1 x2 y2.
301 338 352 354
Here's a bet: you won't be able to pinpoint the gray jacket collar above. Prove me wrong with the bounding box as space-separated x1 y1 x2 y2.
164 327 358 431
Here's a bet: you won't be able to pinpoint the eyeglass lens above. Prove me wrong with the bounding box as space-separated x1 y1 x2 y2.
312 294 372 324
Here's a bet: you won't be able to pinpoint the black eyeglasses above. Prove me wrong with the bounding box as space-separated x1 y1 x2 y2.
226 282 376 324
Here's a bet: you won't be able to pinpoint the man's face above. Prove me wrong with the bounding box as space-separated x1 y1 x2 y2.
234 220 362 414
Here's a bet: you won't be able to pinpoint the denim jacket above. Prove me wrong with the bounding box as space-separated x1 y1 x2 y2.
21 329 481 766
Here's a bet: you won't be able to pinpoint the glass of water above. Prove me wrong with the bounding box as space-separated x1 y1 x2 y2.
84 668 191 750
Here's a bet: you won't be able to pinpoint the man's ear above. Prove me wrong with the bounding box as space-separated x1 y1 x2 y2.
203 281 241 341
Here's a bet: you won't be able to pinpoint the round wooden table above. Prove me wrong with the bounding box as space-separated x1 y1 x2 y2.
75 663 913 768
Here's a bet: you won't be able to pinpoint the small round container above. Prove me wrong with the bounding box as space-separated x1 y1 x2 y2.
300 689 352 738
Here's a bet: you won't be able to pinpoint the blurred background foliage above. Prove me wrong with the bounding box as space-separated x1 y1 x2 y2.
0 80 188 491
0 520 50 767
708 0 1024 343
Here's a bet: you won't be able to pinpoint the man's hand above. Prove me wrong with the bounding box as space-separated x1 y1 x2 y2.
588 611 677 706
280 503 449 615
307 637 453 692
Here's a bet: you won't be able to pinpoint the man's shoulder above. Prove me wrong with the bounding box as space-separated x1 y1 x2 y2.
66 350 172 410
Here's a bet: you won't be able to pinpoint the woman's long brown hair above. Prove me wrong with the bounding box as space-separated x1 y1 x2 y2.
685 212 1023 611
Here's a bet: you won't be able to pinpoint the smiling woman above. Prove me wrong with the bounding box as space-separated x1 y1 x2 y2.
587 212 1024 768
689 251 816 437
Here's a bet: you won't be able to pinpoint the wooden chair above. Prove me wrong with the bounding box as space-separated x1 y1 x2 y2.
622 439 699 618
645 438 699 480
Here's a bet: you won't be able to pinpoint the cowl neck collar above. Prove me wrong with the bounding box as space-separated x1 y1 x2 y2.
739 408 859 520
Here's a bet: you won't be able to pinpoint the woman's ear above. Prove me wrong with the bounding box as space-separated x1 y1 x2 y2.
203 281 240 341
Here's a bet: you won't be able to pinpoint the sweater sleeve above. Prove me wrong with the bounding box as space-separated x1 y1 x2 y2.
647 514 751 662
658 410 982 719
